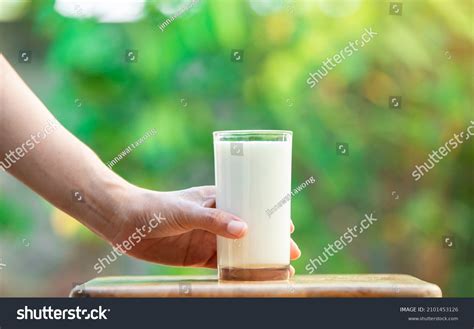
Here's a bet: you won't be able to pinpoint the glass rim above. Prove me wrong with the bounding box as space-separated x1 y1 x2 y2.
213 130 292 138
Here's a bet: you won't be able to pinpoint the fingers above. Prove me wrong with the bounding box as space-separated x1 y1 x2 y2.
290 219 299 259
183 191 297 261
184 207 248 239
194 185 216 197
202 198 216 208
181 186 216 205
290 239 301 260
202 252 218 269
191 186 216 208
289 220 299 273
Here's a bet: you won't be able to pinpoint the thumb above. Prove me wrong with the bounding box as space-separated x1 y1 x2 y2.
184 207 248 239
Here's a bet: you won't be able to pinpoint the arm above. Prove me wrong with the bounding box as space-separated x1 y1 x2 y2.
0 53 133 241
0 54 300 270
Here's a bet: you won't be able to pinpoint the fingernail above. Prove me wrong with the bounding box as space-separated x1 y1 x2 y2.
227 221 247 237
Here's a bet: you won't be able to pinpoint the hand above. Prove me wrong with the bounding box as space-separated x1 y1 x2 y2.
0 55 301 275
110 185 301 272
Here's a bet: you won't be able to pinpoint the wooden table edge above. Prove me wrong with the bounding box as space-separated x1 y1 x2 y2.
70 274 442 298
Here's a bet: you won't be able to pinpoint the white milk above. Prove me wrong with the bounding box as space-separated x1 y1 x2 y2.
214 140 292 272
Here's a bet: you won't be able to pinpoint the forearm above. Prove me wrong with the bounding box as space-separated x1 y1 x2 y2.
0 54 130 241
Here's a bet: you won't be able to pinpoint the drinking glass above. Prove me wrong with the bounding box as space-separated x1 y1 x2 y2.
213 130 292 281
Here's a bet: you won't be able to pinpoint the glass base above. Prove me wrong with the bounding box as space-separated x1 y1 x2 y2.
219 266 290 281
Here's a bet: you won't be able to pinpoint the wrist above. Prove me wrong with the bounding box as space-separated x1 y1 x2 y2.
74 161 136 242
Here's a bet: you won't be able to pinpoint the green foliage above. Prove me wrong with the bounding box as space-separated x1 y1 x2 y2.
0 197 31 234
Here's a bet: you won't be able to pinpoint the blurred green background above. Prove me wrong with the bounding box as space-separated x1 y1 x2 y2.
0 0 472 297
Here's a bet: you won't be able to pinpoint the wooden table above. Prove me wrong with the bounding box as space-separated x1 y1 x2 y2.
70 274 442 298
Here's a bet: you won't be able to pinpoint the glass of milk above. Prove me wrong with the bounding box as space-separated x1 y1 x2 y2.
213 130 292 281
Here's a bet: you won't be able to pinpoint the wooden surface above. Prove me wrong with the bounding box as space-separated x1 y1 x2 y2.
70 274 442 298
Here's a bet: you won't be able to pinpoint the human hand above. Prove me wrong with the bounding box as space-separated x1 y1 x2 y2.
109 185 301 272
0 55 300 275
